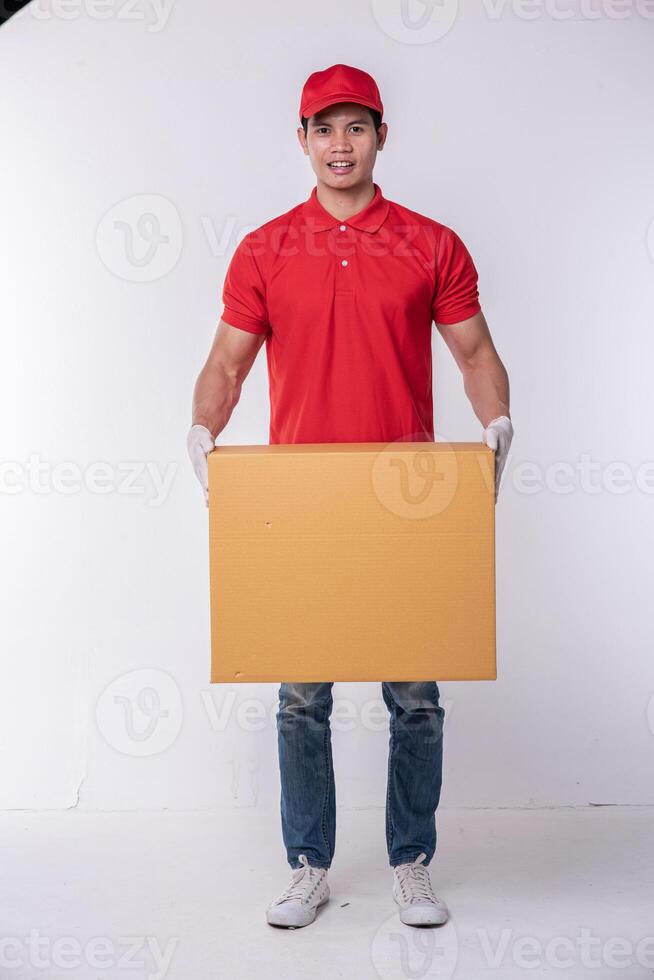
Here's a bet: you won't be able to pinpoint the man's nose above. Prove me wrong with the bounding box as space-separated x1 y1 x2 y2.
330 134 352 151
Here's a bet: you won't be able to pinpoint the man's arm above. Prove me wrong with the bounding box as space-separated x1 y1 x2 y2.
187 319 266 503
436 309 513 501
192 319 266 437
435 310 510 427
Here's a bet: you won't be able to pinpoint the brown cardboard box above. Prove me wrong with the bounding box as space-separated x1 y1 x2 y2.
208 442 496 683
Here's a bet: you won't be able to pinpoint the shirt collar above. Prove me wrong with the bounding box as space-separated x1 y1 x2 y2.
301 182 390 234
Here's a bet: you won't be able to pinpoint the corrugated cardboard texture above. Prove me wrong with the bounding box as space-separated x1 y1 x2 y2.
208 442 496 683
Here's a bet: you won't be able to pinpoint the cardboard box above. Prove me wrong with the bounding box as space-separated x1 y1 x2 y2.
208 442 496 683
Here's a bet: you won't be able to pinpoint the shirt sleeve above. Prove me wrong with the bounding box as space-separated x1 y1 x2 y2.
431 226 481 325
220 232 271 335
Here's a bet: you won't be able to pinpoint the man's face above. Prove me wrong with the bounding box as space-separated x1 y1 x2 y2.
297 102 387 191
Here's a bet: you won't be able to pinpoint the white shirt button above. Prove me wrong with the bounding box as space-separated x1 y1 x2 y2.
341 259 348 267
339 224 347 231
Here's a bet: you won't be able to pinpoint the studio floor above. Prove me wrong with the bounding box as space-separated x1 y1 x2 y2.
2 805 652 979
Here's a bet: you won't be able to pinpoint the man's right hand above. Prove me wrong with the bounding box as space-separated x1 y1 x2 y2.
186 424 215 506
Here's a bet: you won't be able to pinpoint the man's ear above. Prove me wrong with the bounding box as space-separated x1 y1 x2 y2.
296 127 309 155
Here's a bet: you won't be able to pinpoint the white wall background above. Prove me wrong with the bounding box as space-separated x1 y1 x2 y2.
1 0 652 813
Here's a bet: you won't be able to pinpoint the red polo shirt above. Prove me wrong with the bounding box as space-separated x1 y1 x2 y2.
220 182 481 444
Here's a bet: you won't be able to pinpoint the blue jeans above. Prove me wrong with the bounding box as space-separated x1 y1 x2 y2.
275 681 445 870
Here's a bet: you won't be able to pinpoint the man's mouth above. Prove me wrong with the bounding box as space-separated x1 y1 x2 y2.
327 160 355 171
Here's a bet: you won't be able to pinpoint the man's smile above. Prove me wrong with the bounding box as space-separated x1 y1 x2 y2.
327 160 355 172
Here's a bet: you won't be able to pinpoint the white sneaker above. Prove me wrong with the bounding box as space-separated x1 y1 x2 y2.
392 852 449 926
266 854 330 928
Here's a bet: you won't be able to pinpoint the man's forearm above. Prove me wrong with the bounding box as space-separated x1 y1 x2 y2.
192 361 241 438
461 349 510 429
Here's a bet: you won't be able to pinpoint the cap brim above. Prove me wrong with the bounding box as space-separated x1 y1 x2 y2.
300 93 382 122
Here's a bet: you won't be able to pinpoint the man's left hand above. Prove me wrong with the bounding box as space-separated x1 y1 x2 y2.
482 415 513 502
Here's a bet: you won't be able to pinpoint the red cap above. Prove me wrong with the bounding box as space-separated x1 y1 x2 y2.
299 63 383 123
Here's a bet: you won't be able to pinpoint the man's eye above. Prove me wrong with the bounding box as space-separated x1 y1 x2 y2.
350 126 363 133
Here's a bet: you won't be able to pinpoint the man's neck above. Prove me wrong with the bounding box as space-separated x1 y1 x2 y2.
315 179 376 221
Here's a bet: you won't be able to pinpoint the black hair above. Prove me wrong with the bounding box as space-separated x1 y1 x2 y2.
301 107 382 135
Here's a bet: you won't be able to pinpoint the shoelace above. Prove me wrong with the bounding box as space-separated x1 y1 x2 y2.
395 852 438 904
273 854 324 905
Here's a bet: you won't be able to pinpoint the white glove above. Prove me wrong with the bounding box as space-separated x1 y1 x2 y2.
482 415 513 502
186 424 215 506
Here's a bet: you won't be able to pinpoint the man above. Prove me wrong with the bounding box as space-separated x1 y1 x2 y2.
188 64 513 929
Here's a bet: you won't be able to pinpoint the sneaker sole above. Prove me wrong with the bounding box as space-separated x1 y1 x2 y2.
266 893 329 929
397 904 449 927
